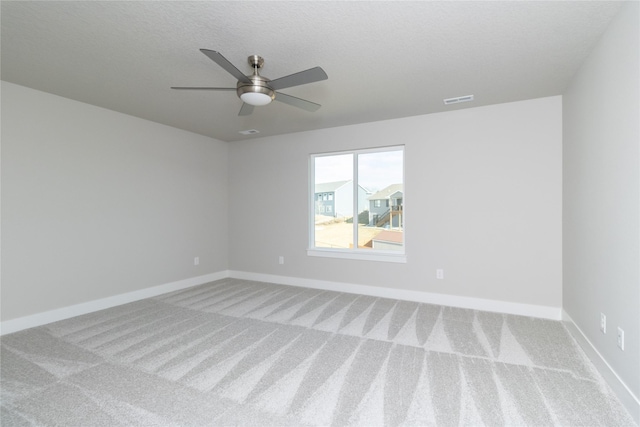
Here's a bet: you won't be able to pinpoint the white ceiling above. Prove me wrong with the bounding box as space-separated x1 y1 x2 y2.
1 1 622 142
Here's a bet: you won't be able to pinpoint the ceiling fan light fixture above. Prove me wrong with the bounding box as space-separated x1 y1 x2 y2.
240 91 273 106
173 50 326 115
237 76 276 106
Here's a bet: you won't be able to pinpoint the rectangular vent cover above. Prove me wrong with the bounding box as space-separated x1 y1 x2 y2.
443 95 474 105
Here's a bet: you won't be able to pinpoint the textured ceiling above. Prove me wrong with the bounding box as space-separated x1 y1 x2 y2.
1 1 622 142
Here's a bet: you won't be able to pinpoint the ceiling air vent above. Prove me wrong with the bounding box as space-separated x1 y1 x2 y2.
443 95 474 105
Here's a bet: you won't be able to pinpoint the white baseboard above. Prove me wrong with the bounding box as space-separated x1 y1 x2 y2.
0 269 561 336
229 270 562 320
0 271 229 336
563 310 640 424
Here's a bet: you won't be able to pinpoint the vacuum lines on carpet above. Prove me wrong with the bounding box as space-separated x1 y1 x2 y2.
1 278 635 426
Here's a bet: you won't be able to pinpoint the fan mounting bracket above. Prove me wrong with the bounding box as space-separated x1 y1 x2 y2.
248 55 265 70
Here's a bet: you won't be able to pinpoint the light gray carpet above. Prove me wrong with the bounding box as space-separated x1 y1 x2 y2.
1 278 635 426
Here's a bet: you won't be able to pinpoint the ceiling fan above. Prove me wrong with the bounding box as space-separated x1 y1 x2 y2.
171 49 328 116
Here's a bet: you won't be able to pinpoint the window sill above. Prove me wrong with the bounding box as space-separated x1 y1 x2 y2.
307 248 407 263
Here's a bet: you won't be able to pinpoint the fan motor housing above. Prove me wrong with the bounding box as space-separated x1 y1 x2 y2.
236 74 275 102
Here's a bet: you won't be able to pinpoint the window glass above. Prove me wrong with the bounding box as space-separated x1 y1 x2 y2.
313 153 353 248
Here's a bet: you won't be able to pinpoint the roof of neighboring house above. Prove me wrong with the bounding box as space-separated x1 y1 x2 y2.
315 180 350 193
315 180 371 194
368 183 403 200
372 230 403 243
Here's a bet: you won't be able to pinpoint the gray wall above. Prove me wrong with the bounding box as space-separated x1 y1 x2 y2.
563 1 639 400
1 82 229 321
229 96 562 308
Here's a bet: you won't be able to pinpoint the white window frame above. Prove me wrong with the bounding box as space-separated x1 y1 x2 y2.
308 146 406 263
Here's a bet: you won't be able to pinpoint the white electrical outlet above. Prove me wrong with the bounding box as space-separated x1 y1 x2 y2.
617 327 624 350
600 313 606 333
278 256 284 265
194 257 199 266
436 269 444 280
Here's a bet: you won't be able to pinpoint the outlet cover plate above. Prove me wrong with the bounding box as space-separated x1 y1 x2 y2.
617 327 625 350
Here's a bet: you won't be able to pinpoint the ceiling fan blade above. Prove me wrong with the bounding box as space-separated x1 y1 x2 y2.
274 92 321 112
171 87 236 91
238 103 254 116
200 49 252 84
269 67 328 91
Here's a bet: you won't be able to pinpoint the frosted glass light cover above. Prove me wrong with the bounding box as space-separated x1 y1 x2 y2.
240 92 272 106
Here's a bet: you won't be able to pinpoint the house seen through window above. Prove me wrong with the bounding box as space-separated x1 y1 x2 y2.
309 146 404 261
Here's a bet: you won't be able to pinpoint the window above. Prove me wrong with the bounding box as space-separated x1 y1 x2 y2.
309 146 405 262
